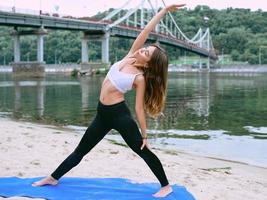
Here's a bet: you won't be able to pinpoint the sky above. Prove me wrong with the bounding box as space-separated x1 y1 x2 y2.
0 0 266 17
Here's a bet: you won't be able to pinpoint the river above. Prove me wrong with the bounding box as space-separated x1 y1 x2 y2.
0 72 266 167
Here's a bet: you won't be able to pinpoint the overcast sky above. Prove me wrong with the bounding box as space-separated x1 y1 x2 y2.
0 0 266 17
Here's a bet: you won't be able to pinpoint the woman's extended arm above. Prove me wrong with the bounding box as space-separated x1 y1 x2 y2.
134 76 147 141
128 4 186 55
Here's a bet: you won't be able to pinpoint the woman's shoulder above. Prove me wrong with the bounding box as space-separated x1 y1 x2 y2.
134 73 145 83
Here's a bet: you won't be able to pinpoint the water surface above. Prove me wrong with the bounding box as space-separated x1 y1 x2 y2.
0 72 266 167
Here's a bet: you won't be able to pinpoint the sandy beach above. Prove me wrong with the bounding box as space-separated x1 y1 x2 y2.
0 118 267 200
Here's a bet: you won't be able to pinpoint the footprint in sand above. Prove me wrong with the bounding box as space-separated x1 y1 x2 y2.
30 160 40 166
26 144 33 148
26 126 34 129
110 151 119 154
17 172 24 176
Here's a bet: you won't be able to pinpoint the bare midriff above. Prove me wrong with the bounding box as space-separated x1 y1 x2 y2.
99 77 125 105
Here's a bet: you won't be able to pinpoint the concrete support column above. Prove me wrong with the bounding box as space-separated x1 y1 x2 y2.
81 35 89 63
11 27 47 77
37 34 44 62
13 34 20 62
101 32 110 64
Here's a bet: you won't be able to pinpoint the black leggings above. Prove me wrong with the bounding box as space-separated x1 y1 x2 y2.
51 100 169 187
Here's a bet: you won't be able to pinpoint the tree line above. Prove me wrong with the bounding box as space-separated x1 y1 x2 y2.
0 5 266 65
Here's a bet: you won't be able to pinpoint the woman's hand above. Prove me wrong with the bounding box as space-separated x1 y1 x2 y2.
164 4 186 12
127 3 185 54
141 138 151 150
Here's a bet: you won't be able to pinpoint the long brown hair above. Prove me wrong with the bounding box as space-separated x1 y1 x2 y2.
143 44 169 118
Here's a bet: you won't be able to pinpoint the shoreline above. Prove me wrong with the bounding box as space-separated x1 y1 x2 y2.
66 124 267 169
4 115 267 170
1 64 267 73
1 117 267 200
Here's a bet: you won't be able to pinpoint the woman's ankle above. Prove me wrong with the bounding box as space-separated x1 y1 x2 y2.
48 175 56 180
162 184 171 188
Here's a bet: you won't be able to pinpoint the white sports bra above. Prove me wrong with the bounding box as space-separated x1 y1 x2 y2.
106 61 143 93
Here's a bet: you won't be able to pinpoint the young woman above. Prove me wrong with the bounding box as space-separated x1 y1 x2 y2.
32 4 186 198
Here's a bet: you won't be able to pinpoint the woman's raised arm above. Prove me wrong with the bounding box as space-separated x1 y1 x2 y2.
127 4 186 55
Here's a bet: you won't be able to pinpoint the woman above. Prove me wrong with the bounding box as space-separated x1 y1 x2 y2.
32 4 186 198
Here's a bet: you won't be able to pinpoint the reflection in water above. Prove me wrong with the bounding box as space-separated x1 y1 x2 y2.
14 80 22 118
78 75 104 123
13 78 45 119
162 73 213 131
80 77 90 112
186 73 211 117
36 80 45 118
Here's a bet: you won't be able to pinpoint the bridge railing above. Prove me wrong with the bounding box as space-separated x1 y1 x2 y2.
0 5 73 19
0 6 42 16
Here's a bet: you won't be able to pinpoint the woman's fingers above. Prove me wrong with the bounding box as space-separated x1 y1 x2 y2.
177 4 187 7
141 139 151 150
172 4 186 8
166 4 186 12
141 140 146 150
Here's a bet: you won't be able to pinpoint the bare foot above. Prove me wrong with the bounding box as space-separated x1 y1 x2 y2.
32 176 58 187
153 185 173 198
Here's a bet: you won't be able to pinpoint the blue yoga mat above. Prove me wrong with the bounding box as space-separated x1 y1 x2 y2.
0 177 195 200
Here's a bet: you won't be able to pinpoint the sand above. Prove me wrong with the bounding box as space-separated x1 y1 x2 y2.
0 118 267 200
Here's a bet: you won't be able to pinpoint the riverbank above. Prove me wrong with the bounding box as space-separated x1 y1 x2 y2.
0 118 267 200
1 64 267 73
168 64 267 73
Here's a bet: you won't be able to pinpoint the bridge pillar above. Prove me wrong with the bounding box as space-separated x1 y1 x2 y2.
81 35 89 63
12 31 21 62
80 31 110 75
36 27 47 62
37 34 44 62
10 27 47 77
101 32 110 64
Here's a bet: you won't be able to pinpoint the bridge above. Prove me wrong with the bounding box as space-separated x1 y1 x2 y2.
0 0 217 76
